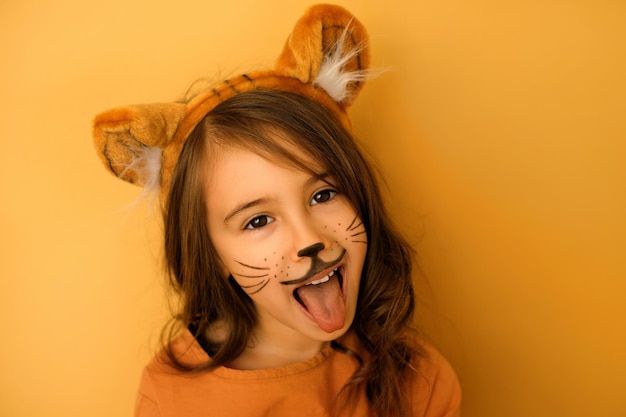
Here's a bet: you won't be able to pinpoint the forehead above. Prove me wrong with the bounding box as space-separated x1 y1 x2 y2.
203 146 323 221
206 144 319 189
205 128 326 176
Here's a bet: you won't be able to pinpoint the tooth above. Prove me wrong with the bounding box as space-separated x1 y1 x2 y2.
306 273 332 286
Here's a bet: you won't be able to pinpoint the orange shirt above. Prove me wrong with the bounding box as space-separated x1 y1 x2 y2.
135 330 461 417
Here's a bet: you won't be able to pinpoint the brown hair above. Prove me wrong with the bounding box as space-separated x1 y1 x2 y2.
163 90 417 416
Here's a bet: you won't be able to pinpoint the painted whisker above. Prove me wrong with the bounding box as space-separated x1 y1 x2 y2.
238 280 269 295
346 215 362 232
235 260 270 270
240 280 268 289
346 215 367 244
233 260 271 294
231 272 270 279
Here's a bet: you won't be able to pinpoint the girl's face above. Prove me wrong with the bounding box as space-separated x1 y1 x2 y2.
205 144 367 345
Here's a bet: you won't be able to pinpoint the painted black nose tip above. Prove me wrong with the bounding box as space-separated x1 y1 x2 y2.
297 242 325 258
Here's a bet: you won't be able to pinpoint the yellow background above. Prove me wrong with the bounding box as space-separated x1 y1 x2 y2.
1 0 624 416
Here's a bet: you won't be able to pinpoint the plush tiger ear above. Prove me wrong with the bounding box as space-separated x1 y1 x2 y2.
275 4 370 107
92 4 371 197
93 103 186 189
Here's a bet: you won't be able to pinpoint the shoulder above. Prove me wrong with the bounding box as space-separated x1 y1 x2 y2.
406 338 462 417
144 328 210 374
135 330 210 415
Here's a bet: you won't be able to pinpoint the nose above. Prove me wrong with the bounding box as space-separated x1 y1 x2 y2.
297 242 325 258
289 207 330 261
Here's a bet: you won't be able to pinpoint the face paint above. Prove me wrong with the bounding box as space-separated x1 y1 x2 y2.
346 215 368 244
205 145 367 346
279 248 345 286
231 261 270 295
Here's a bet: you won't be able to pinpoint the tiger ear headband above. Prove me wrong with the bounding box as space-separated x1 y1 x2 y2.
92 4 370 204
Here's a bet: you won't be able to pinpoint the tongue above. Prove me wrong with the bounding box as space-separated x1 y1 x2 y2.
296 276 345 333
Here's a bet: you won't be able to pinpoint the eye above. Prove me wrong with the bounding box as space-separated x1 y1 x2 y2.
244 215 274 230
310 189 337 205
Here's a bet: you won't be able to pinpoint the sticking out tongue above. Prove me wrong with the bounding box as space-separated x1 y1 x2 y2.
295 275 345 333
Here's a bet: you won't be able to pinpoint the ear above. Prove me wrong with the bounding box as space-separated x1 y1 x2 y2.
93 103 186 188
275 4 370 107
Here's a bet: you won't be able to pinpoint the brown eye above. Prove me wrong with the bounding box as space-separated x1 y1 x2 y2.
311 189 337 205
245 215 273 230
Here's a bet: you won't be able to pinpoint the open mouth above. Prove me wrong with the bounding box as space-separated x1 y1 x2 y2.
292 267 344 308
292 266 346 333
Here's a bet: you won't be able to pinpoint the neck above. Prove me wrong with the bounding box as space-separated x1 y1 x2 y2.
228 313 328 370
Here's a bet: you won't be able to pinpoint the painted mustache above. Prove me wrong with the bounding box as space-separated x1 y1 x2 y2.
279 248 346 286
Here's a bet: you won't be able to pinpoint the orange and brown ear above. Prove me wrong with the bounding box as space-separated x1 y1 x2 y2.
92 103 186 186
275 4 370 107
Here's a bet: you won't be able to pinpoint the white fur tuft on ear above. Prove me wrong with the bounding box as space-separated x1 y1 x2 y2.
314 26 369 103
119 145 162 197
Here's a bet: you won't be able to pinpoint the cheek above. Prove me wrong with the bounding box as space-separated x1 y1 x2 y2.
224 245 291 295
329 212 368 246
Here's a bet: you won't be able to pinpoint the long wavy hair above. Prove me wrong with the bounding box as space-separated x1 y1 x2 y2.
163 90 417 417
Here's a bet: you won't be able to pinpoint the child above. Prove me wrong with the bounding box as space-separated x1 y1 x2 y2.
93 4 461 417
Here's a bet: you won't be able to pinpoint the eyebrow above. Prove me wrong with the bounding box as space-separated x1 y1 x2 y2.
224 198 271 224
308 172 330 186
